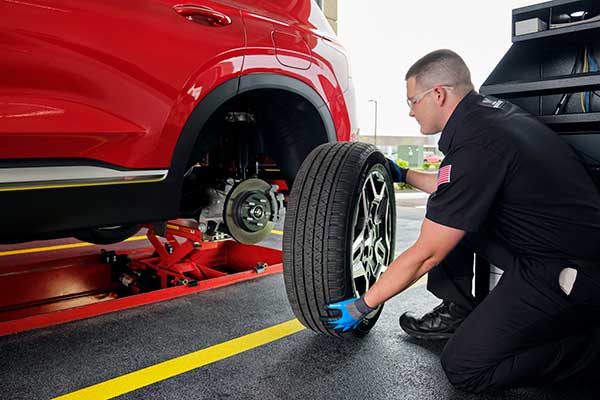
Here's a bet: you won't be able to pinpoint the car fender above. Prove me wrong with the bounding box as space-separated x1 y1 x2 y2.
168 72 339 184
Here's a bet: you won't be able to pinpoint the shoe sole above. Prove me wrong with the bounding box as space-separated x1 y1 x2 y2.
400 325 454 340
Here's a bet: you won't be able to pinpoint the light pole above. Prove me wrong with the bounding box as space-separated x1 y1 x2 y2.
368 99 378 145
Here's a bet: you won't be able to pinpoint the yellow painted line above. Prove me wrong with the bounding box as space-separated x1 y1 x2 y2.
52 319 305 400
272 229 283 236
0 235 149 257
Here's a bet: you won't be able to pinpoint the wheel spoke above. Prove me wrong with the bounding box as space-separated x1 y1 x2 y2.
373 195 387 225
365 257 376 283
352 229 365 261
377 177 387 200
369 175 379 201
374 239 388 276
385 198 392 264
351 168 394 297
352 260 367 279
361 192 369 224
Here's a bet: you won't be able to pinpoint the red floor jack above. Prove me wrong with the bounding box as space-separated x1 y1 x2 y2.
114 221 281 292
0 221 282 336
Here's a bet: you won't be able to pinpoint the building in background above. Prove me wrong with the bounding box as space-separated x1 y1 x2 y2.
316 0 338 33
359 135 443 167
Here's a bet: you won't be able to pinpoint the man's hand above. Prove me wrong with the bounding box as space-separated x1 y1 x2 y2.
325 295 375 332
387 158 409 183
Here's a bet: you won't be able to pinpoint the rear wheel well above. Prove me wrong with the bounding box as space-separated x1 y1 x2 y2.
186 88 333 188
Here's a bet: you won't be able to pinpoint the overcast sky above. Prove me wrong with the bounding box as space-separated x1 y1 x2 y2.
337 0 533 137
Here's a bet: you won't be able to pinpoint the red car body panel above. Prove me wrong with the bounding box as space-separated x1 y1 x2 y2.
1 0 246 168
0 0 356 243
1 0 353 169
241 4 352 142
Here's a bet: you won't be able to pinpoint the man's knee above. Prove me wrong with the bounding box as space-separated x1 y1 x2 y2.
440 344 497 393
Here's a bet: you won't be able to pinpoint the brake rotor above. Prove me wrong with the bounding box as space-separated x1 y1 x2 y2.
223 178 276 244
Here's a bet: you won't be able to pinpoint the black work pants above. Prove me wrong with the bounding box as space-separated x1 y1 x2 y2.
427 233 600 393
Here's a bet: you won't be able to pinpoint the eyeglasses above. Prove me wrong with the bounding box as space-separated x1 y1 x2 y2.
406 85 453 109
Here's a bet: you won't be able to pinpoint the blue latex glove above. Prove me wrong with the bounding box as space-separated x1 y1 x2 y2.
325 296 375 332
387 158 409 183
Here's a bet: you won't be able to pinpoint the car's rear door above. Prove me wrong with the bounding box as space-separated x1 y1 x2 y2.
0 0 245 173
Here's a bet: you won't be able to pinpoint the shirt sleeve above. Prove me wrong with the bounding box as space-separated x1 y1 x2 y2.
426 144 507 232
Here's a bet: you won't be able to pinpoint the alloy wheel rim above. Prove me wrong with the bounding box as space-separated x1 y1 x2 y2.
350 168 393 298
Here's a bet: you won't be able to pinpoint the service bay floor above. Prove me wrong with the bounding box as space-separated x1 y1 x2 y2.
0 192 596 399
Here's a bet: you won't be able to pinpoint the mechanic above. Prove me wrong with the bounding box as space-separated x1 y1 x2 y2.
326 49 600 393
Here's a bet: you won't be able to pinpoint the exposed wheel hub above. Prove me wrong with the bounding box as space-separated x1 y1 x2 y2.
224 178 283 244
237 192 273 232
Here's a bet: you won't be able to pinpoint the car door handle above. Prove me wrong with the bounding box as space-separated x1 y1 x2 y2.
173 5 232 26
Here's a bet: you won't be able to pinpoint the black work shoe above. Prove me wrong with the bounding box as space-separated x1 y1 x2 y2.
399 301 470 340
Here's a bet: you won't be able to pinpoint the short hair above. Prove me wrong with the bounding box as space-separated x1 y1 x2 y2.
405 49 474 95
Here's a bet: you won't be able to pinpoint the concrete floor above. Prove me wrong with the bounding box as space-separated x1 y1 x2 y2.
0 192 596 399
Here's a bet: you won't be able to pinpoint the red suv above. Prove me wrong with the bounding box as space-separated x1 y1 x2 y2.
1 0 357 245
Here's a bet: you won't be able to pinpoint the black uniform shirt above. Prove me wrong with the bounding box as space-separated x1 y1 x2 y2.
426 91 600 262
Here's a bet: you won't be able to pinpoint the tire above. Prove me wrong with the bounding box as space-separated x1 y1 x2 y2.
283 142 396 337
74 224 140 245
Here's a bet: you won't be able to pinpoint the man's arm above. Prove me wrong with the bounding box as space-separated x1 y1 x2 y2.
387 159 437 194
406 170 438 194
363 218 465 308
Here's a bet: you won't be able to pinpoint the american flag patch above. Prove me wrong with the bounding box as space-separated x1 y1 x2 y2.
437 165 452 185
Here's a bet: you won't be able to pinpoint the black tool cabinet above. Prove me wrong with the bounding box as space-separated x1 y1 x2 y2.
481 0 600 177
476 0 600 296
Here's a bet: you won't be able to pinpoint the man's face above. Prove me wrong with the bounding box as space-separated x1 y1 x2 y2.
406 77 443 135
